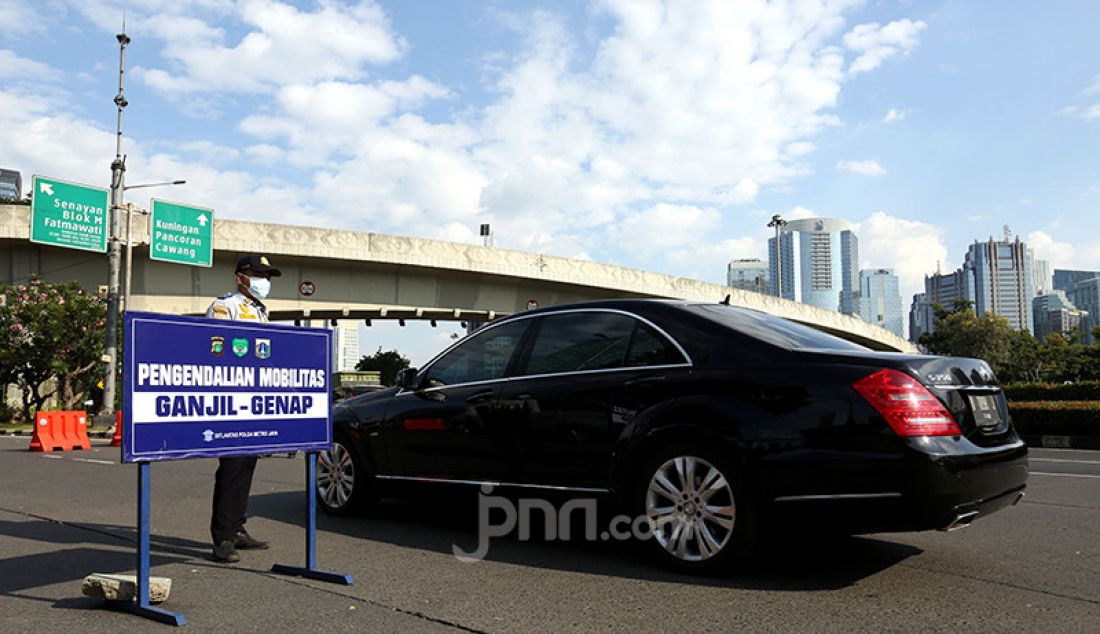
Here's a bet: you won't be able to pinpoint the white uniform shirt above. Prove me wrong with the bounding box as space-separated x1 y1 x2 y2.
206 292 269 323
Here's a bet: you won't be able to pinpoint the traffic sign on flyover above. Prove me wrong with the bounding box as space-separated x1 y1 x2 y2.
149 198 214 267
29 175 110 253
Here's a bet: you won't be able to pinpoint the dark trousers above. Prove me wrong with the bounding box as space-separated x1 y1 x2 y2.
211 456 258 544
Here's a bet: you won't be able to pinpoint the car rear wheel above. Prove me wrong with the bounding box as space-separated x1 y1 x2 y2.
635 444 757 573
316 436 374 516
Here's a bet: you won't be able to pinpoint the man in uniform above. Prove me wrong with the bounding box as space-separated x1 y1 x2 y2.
206 254 281 562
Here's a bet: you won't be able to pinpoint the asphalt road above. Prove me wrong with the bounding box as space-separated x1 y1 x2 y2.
1 436 1097 632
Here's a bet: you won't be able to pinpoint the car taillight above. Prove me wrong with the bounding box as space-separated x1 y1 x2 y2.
852 369 961 437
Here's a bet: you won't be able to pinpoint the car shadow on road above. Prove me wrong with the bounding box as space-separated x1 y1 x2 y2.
247 489 923 591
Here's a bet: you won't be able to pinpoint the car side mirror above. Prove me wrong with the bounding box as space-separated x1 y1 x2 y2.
395 368 419 390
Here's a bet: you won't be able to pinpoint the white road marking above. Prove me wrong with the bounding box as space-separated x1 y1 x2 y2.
70 457 117 465
37 454 116 465
1031 458 1100 465
1031 471 1100 480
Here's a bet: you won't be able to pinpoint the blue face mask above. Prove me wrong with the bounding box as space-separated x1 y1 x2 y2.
248 277 271 300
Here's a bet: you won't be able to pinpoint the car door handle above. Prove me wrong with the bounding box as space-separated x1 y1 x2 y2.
467 390 495 405
624 376 667 387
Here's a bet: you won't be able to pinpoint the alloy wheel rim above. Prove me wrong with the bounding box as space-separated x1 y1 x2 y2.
645 456 735 562
317 443 355 508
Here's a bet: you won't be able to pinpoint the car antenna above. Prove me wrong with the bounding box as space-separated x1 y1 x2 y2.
720 294 731 305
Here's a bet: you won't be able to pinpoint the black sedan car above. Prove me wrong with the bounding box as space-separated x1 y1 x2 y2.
317 299 1028 572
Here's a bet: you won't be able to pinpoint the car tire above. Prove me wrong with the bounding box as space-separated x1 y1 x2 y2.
316 435 375 516
632 442 759 574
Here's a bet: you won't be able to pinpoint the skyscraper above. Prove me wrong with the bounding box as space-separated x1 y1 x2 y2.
768 217 859 314
726 259 769 294
909 293 928 343
1032 291 1087 340
1066 276 1100 342
908 268 972 341
1053 269 1100 292
963 236 1035 333
1033 258 1051 295
0 169 21 201
331 320 361 373
858 269 904 337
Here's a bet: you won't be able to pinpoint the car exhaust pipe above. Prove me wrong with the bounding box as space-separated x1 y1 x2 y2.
941 510 979 531
1012 492 1025 505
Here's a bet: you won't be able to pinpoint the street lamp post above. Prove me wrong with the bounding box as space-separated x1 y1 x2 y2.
767 214 788 298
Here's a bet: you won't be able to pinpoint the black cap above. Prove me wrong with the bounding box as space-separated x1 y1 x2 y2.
235 254 282 277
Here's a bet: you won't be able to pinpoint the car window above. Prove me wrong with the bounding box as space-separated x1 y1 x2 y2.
688 304 869 351
423 320 530 387
520 313 635 376
626 322 688 367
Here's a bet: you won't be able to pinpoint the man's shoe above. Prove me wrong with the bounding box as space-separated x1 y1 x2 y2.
234 531 269 550
213 540 240 563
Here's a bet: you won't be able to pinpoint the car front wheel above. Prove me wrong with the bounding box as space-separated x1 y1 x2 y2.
316 437 374 516
635 444 757 573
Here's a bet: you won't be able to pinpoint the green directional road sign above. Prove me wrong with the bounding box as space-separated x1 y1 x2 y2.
149 198 214 267
30 175 110 253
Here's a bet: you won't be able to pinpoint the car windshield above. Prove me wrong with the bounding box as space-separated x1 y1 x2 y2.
687 304 869 351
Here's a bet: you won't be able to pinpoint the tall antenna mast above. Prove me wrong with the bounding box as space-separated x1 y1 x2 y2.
102 16 131 422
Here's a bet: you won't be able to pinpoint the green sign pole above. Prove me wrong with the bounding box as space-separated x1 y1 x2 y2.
29 175 110 253
149 199 214 267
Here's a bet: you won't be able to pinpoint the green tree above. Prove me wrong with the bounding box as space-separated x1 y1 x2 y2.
919 301 1016 376
355 347 411 386
0 277 106 422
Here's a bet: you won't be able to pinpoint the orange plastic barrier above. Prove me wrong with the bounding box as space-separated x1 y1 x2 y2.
28 411 91 452
28 411 63 452
110 410 122 447
61 411 92 451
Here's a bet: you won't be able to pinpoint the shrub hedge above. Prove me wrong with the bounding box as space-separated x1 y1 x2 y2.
1007 401 1100 436
1002 381 1100 402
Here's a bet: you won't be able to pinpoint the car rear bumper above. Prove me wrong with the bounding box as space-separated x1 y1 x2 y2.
768 437 1029 533
904 436 1029 530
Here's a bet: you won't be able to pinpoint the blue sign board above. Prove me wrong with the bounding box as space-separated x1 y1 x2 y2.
122 311 332 463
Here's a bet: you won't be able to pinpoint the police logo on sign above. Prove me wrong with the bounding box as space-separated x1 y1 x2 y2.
211 336 224 356
255 338 271 360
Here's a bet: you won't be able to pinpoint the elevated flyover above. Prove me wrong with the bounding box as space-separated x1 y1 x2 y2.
0 204 915 352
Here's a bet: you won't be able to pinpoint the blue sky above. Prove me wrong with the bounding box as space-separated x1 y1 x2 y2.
3 1 1100 362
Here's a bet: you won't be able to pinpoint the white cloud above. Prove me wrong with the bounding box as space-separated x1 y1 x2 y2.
129 0 406 94
837 159 886 176
784 206 820 221
0 1 47 39
843 19 926 76
1027 230 1077 269
609 203 721 258
882 108 906 123
857 211 949 305
785 141 816 157
1081 105 1100 121
1 1 942 290
1085 73 1100 95
667 236 764 285
0 50 62 81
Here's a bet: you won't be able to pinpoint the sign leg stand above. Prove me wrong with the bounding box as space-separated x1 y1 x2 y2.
272 452 353 585
116 462 186 626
